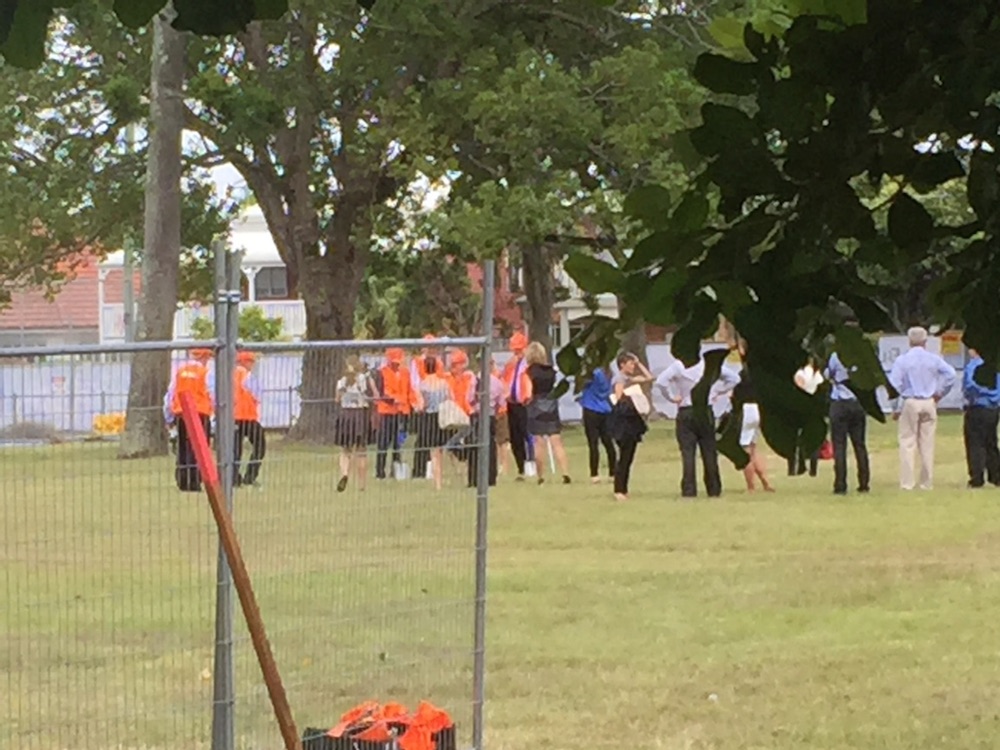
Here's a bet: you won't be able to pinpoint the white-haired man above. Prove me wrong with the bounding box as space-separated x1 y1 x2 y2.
888 327 957 490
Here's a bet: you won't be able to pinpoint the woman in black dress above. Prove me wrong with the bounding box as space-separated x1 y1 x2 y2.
524 341 571 484
608 352 652 501
335 354 378 492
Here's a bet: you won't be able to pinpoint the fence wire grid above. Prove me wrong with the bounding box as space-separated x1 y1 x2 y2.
2 262 495 750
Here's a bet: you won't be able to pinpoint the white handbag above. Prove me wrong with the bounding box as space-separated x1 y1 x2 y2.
438 400 471 429
623 384 651 416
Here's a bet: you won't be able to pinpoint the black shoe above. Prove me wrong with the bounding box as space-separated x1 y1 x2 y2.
562 475 571 485
337 476 348 493
515 475 525 482
833 488 847 495
968 481 984 489
858 487 870 494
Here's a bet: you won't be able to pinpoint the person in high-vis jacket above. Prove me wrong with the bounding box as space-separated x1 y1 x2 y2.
164 348 215 492
374 348 421 479
233 351 266 488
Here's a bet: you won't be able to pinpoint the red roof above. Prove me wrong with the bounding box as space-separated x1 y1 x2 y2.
0 252 140 331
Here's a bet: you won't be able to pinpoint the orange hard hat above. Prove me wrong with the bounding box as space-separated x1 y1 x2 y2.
236 351 257 364
450 350 469 367
191 348 213 361
509 332 527 352
422 333 436 341
385 347 405 364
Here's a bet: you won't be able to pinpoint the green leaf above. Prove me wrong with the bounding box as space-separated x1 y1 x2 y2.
910 152 965 192
690 104 760 158
671 191 710 234
887 193 934 250
708 16 747 50
623 185 672 231
563 253 622 295
641 269 685 326
717 403 750 469
692 347 729 423
743 23 770 63
967 149 999 222
172 0 289 35
555 343 582 377
670 294 720 365
692 53 758 96
113 0 164 28
0 1 53 68
833 325 885 392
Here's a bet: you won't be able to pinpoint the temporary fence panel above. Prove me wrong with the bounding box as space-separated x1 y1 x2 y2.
2 261 496 750
0 343 221 750
228 338 491 750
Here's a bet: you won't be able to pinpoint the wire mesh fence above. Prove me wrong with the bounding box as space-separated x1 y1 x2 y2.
2 263 495 750
1 344 220 750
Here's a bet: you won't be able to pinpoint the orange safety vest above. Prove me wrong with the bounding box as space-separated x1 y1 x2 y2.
233 366 260 422
447 371 476 415
502 356 531 405
413 356 445 381
170 362 213 416
377 364 419 416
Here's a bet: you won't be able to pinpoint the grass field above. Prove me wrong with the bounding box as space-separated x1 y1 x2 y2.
4 413 1000 749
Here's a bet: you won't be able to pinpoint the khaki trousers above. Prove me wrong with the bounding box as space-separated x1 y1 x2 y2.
898 398 937 490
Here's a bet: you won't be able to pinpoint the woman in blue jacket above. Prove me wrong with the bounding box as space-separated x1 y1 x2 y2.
578 362 617 483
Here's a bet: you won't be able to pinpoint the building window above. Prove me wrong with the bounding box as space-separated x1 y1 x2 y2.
254 268 288 299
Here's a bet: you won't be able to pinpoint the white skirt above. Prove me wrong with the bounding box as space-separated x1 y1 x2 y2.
740 403 761 447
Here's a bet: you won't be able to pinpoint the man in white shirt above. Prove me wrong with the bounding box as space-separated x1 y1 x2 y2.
656 353 740 498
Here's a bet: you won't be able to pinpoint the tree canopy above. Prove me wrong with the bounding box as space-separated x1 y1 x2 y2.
564 0 1000 463
0 0 290 67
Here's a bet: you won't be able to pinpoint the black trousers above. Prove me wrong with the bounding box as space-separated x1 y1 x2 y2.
614 438 638 494
507 402 529 475
676 407 722 497
830 399 870 493
964 406 1000 487
176 414 211 493
583 408 617 478
466 415 498 488
376 413 405 479
234 419 266 486
412 412 431 480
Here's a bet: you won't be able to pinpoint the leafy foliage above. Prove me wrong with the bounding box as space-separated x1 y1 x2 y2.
190 304 285 341
0 7 229 305
1 0 290 67
565 1 1000 460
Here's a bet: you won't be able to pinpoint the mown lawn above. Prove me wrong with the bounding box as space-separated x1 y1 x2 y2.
3 413 999 749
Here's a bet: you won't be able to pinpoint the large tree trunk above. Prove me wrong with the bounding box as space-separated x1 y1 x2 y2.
287 247 365 443
119 10 186 459
520 244 555 355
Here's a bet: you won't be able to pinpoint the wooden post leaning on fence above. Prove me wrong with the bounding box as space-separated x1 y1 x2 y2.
178 391 303 750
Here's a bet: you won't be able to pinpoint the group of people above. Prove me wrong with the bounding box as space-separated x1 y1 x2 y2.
161 324 1000 500
332 333 574 493
162 347 266 492
775 324 999 495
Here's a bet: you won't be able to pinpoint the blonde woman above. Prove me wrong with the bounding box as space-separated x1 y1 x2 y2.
335 355 378 492
524 341 571 484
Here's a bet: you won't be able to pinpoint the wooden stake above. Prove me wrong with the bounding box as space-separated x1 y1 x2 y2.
180 393 303 750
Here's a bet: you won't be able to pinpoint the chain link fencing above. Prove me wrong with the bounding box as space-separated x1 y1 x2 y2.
2 261 495 750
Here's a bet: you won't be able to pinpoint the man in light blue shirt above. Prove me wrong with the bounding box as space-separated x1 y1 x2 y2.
962 348 1000 488
887 327 957 490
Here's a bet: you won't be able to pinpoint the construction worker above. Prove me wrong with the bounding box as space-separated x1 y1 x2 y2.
411 333 446 481
233 350 266 488
374 347 421 480
163 348 215 492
